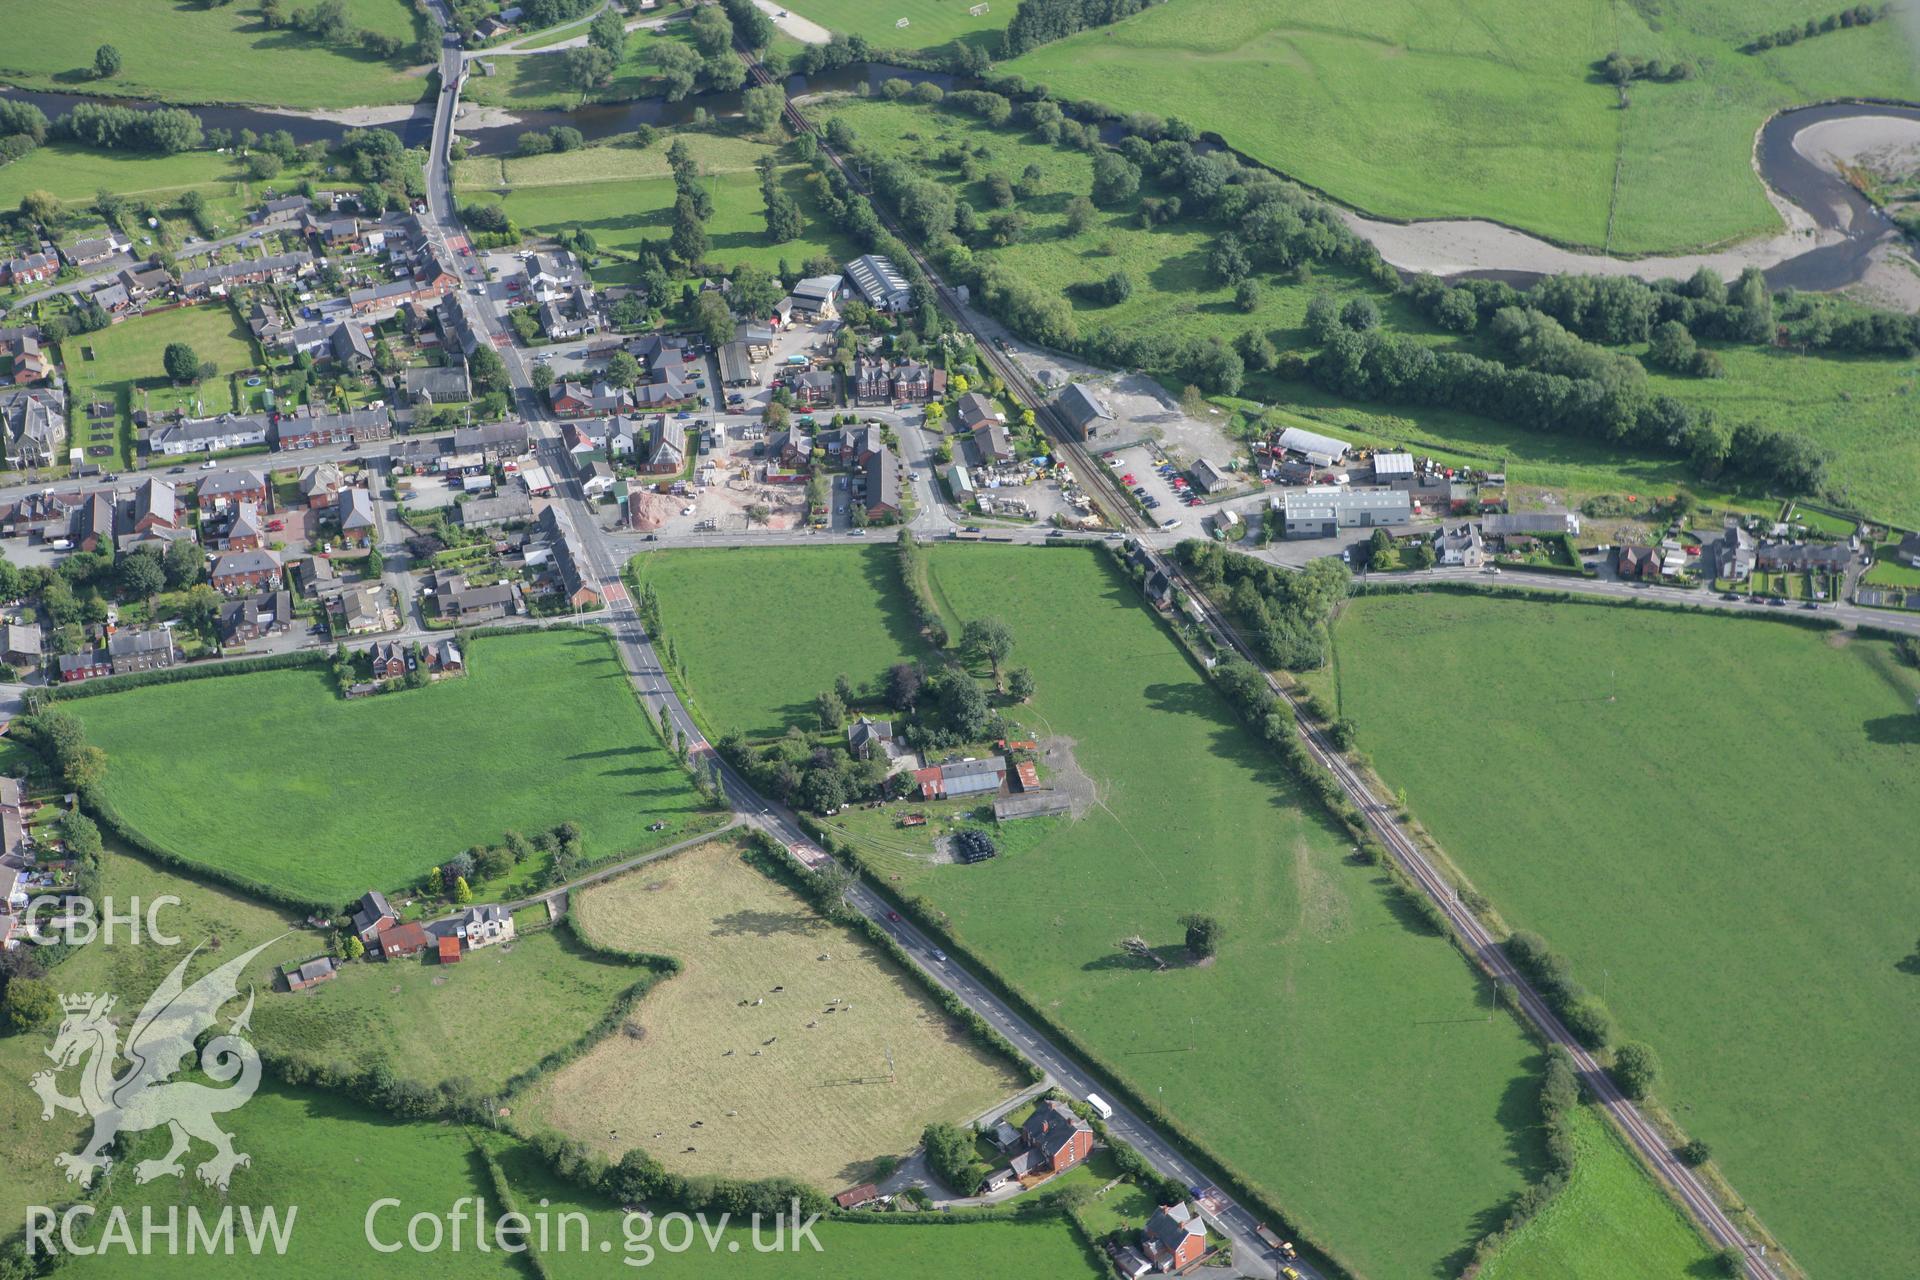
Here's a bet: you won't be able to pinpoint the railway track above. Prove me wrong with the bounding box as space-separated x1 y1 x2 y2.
741 45 1787 1279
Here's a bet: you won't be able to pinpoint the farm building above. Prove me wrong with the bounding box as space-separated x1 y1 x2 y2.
914 757 1008 799
1481 511 1581 537
282 957 337 991
1276 425 1351 467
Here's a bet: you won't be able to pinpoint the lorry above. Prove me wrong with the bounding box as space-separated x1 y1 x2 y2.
1085 1093 1114 1120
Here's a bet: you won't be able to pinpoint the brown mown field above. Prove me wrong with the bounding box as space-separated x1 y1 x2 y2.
522 840 1025 1189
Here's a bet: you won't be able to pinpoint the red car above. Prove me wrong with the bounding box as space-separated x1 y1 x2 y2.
886 910 901 922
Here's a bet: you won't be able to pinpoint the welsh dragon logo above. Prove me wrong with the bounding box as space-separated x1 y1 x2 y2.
30 938 279 1190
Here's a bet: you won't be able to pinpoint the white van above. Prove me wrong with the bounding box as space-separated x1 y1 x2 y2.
1085 1093 1114 1121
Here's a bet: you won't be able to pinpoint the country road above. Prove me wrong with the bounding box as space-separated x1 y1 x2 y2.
390 10 1795 1275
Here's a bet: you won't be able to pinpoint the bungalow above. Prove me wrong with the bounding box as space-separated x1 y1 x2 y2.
789 274 842 319
61 234 129 269
146 413 270 457
351 890 397 943
217 589 293 645
440 582 519 623
282 956 337 991
457 488 534 530
196 469 269 513
832 1184 881 1211
57 650 112 683
1141 1202 1207 1273
210 548 284 594
863 445 903 520
1011 1100 1093 1179
337 487 376 545
298 462 345 509
117 263 174 301
107 626 177 674
379 920 432 960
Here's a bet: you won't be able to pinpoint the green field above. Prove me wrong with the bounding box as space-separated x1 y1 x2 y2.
462 24 702 109
643 544 1556 1278
634 544 927 737
55 1086 520 1280
58 304 260 468
0 0 428 108
0 846 302 1217
524 838 1024 1188
818 95 1920 521
252 923 655 1093
1478 1103 1716 1280
456 131 856 272
0 146 278 246
1324 591 1920 1279
778 0 1007 52
75 630 712 905
487 1135 1108 1277
1007 0 1920 253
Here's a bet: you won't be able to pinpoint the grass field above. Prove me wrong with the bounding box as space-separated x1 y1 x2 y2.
1478 1103 1716 1280
0 146 273 244
1324 591 1920 1279
523 838 1025 1189
486 1135 1108 1277
59 304 261 468
778 0 1007 53
462 24 702 109
55 1085 519 1280
456 131 856 273
641 543 1555 1277
0 846 302 1218
251 923 656 1093
1006 0 1920 253
818 95 1920 522
0 0 428 108
75 630 712 905
633 544 927 737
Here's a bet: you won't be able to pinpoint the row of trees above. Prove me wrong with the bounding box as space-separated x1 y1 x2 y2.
1000 0 1150 58
1743 4 1886 52
260 0 428 62
58 102 202 154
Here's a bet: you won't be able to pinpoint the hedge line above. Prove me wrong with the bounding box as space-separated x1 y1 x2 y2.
1461 1048 1583 1276
474 1140 557 1280
499 917 680 1100
782 817 1356 1280
741 832 1041 1086
1352 578 1845 632
42 649 328 702
896 531 950 647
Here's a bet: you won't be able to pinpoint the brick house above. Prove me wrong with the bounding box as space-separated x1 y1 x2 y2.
1010 1100 1093 1179
56 651 112 682
1141 1202 1207 1273
368 640 407 679
196 469 270 513
210 549 283 594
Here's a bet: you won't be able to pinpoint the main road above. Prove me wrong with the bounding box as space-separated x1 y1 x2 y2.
414 19 1299 1278
415 16 1800 1275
